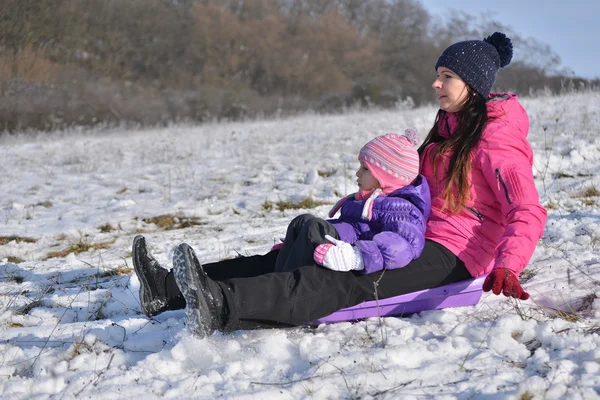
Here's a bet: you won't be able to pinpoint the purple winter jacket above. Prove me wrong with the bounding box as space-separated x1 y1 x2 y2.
327 175 431 274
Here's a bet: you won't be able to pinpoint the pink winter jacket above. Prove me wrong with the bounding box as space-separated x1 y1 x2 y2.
420 93 547 278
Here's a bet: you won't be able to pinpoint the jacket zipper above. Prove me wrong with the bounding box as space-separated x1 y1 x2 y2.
465 206 483 221
495 169 512 204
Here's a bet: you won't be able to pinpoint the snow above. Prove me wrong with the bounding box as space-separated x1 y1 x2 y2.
1 90 600 399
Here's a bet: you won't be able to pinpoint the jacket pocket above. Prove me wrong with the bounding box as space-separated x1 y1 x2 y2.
495 168 512 205
465 206 483 221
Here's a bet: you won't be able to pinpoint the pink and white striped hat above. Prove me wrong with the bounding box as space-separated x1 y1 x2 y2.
359 129 420 194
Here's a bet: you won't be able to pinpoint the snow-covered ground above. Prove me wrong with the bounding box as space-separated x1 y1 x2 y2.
1 91 599 399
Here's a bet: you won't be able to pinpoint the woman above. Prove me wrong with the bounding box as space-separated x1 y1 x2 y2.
132 32 546 337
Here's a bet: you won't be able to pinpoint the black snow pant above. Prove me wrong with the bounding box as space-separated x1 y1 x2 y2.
166 238 472 331
274 213 339 272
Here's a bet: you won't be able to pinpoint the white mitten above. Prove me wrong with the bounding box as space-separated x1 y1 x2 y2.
313 235 364 272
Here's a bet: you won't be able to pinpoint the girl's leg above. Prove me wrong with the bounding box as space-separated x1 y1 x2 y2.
219 239 471 330
274 213 339 273
203 250 279 280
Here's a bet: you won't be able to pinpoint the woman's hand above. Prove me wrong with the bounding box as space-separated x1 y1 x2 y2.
482 268 530 300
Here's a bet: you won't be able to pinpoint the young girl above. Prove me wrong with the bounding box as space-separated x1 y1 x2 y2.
133 31 546 338
274 130 429 275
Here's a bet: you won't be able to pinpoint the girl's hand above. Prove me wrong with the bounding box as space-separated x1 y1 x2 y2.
314 235 364 272
482 268 530 300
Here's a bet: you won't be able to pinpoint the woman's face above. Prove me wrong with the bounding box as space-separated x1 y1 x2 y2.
432 67 469 112
356 161 380 192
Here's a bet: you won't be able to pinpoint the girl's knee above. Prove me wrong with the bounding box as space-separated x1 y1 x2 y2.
292 213 316 226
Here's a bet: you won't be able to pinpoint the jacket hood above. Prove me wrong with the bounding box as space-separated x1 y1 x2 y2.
387 174 431 220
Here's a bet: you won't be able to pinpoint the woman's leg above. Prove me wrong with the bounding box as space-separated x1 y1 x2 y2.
163 249 280 308
163 249 279 305
274 214 339 273
218 240 471 330
133 235 280 314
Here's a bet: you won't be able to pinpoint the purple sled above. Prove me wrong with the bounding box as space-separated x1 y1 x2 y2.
311 275 487 325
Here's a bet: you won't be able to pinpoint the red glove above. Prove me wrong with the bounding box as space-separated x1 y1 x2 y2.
271 238 285 251
482 268 530 300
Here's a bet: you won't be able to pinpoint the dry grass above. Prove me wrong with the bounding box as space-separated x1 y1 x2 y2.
520 391 534 400
572 185 600 198
263 196 330 212
98 266 133 277
98 223 115 233
317 168 338 178
542 293 597 323
35 200 53 208
585 325 600 335
518 268 538 284
142 214 205 230
0 235 37 245
7 256 25 264
43 239 112 260
504 359 527 369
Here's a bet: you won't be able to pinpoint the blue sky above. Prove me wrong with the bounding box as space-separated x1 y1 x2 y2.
421 0 598 79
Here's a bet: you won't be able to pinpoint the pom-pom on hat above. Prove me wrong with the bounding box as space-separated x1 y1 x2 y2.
359 129 420 194
435 32 513 97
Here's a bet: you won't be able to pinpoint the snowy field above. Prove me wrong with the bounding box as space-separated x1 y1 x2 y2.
1 91 600 399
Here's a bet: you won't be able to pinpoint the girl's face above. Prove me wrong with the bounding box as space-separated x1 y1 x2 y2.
432 67 470 112
356 161 380 191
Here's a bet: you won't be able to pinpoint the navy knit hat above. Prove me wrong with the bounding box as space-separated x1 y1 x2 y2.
435 32 513 98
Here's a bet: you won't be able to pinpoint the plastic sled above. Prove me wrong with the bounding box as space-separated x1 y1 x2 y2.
310 275 488 325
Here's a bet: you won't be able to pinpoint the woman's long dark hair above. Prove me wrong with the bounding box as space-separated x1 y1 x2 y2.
418 86 489 214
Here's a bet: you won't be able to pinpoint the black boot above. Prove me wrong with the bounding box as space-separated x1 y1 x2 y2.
132 235 184 316
172 243 227 337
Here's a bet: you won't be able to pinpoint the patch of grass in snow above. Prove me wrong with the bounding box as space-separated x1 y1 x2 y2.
317 168 338 178
518 268 537 283
115 187 127 194
7 256 25 264
539 293 598 323
553 172 593 179
35 200 53 208
263 196 330 212
520 391 534 400
142 214 205 230
0 235 37 246
572 184 600 198
98 266 133 277
98 223 115 233
43 238 113 260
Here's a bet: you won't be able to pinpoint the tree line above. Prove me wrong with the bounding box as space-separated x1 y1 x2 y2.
0 0 595 132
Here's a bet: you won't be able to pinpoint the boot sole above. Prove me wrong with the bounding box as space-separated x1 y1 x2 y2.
132 235 155 316
173 244 213 338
